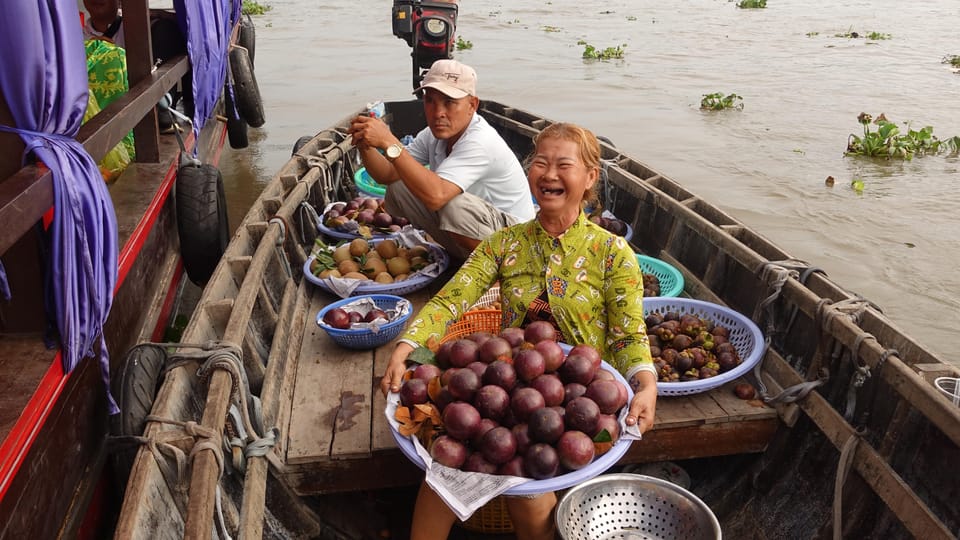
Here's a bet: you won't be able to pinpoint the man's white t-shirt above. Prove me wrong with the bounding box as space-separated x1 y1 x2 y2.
405 114 536 222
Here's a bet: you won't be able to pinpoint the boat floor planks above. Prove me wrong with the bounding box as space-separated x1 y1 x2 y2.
283 278 778 493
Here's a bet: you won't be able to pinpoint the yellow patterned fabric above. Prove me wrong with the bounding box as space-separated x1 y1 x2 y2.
402 212 653 376
84 38 134 181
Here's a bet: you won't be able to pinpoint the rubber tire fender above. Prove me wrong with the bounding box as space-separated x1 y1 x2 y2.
110 343 169 496
176 163 230 285
229 46 265 128
238 14 256 64
224 84 249 149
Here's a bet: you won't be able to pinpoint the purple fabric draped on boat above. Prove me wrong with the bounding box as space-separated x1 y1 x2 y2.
174 0 233 144
0 1 119 412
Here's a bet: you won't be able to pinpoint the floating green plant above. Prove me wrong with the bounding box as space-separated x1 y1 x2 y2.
806 31 820 37
737 0 767 8
845 112 959 160
456 36 473 50
542 25 562 33
700 92 744 111
833 28 890 39
578 40 626 60
241 0 271 15
626 15 638 21
943 55 960 68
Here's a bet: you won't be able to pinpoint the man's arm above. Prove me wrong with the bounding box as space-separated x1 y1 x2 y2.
348 115 462 210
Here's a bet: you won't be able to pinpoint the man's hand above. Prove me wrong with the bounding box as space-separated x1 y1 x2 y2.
347 114 398 151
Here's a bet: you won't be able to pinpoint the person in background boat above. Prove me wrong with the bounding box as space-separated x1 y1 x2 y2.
82 0 124 47
81 0 133 181
379 122 658 540
347 59 536 261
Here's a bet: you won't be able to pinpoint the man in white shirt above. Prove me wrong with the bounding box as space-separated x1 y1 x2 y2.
348 60 536 261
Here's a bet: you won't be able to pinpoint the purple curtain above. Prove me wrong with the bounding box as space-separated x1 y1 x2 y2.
175 0 233 144
0 0 119 412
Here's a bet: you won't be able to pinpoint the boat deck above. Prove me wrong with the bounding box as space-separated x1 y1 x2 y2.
279 280 780 496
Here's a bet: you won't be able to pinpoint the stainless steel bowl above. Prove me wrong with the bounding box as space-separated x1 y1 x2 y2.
555 473 722 540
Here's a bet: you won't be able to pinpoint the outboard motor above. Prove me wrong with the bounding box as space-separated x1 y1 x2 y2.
392 0 459 91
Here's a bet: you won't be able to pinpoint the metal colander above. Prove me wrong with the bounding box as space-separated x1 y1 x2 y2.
555 473 722 540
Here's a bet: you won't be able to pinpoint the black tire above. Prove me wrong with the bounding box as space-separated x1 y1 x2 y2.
176 164 230 285
224 85 249 149
110 344 168 496
292 135 313 156
239 14 256 65
229 46 265 128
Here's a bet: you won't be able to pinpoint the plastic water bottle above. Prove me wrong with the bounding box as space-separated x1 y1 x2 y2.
366 101 385 118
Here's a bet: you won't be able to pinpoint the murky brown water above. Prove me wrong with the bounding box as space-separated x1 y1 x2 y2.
219 0 960 365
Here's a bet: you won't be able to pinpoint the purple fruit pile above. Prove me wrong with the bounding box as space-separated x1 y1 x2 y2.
397 321 629 479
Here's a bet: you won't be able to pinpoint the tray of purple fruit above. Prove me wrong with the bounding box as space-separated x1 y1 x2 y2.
317 196 412 240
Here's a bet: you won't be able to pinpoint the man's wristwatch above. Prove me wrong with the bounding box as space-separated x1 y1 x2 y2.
385 142 404 161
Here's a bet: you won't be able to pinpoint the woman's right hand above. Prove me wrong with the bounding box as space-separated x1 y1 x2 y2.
380 341 415 397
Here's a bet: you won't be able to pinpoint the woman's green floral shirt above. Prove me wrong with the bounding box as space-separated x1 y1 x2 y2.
402 212 652 376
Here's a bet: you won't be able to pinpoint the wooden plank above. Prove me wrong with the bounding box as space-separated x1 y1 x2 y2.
622 419 778 464
708 379 775 422
287 290 375 464
239 280 297 539
284 451 426 496
763 351 955 539
652 395 708 429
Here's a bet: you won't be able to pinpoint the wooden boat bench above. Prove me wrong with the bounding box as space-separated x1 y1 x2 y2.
280 283 780 496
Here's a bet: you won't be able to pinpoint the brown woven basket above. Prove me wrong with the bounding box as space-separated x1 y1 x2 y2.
460 495 513 534
442 310 514 533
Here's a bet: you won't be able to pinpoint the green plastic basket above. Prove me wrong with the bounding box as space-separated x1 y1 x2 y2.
354 167 386 197
637 254 684 297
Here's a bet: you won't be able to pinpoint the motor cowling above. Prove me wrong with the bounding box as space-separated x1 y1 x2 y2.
392 0 459 91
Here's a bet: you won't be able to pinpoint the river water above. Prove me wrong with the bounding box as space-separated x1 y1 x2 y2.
219 0 960 365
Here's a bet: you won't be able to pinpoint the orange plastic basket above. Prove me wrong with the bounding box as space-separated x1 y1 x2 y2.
440 309 503 343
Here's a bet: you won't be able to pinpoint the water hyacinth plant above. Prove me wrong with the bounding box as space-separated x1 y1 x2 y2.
737 0 767 8
241 0 271 15
845 113 960 160
700 92 744 111
455 36 473 50
578 40 627 60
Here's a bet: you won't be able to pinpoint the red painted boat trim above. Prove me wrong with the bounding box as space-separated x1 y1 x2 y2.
0 123 226 504
0 352 66 501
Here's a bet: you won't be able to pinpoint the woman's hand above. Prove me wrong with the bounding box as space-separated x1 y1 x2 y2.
380 341 415 397
625 370 657 433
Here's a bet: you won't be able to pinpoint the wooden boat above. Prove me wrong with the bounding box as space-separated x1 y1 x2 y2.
115 98 960 539
0 1 260 537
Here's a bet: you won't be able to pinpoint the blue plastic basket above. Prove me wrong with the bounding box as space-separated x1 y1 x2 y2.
643 297 764 396
637 254 684 297
354 167 387 197
316 294 411 349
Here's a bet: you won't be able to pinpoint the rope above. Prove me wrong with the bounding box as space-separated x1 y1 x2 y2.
297 200 321 245
833 432 861 540
268 216 293 278
752 336 827 404
195 342 280 475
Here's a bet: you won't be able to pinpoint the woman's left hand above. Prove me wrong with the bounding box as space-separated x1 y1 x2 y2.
625 370 657 433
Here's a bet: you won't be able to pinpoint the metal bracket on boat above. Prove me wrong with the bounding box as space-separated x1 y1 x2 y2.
158 93 199 168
